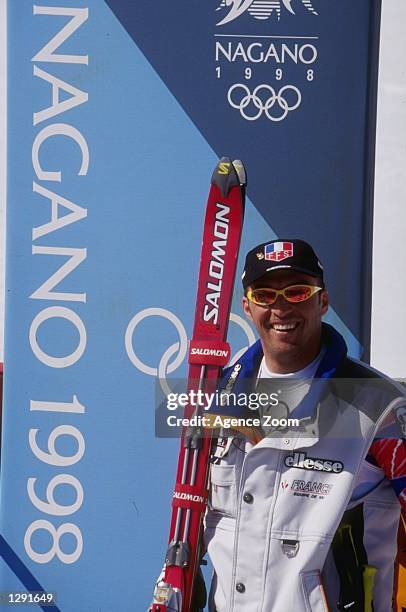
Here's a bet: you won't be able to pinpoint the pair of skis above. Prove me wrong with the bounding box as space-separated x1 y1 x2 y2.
149 158 246 612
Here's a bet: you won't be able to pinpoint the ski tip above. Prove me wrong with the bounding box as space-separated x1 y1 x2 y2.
211 157 247 197
232 159 247 187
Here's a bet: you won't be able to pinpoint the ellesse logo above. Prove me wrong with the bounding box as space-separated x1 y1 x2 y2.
284 452 344 474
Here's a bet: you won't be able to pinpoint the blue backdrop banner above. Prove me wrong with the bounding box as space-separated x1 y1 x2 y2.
1 1 380 610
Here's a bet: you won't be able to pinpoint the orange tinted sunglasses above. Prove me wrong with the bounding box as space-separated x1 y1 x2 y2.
246 284 322 307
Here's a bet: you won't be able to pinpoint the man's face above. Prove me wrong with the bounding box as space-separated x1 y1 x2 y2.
242 270 329 373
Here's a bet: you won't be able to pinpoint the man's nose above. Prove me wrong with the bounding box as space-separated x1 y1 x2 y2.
270 294 294 313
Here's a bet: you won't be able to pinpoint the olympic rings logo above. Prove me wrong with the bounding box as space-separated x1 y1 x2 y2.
125 307 256 394
227 83 302 122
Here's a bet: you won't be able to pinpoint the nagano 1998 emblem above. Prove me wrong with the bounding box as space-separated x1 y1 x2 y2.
214 0 320 122
216 0 318 26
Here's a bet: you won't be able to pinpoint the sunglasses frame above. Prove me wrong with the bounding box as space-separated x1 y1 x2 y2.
246 284 323 307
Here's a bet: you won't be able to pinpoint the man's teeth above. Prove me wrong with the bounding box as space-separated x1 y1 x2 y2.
272 323 298 331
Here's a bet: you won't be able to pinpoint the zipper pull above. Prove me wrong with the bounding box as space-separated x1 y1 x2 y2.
281 539 299 558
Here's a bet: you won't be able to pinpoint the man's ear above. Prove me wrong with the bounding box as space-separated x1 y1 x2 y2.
320 290 329 316
242 295 253 321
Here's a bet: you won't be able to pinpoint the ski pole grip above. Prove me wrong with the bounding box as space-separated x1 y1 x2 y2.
172 483 208 512
188 340 231 366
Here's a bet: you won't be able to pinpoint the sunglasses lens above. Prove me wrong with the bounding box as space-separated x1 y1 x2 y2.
249 285 319 306
251 289 277 305
284 285 313 302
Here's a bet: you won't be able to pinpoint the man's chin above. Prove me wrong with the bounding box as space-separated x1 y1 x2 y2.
271 346 301 361
264 340 302 360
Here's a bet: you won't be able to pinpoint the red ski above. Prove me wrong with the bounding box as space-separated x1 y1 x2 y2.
149 158 246 612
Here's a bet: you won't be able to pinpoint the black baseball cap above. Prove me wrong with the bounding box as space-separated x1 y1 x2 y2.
242 239 324 289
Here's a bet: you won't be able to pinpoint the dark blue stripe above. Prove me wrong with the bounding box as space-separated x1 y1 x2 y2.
365 453 379 467
0 535 61 611
390 476 406 497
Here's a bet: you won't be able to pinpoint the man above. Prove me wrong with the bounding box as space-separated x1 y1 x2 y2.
204 238 406 612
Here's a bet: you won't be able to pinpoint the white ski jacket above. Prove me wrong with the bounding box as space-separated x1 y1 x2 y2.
204 324 405 612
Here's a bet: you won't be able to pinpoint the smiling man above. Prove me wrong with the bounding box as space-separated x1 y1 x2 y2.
204 238 406 612
242 240 328 374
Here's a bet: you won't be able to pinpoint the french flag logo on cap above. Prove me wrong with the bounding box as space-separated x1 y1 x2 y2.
265 241 294 262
